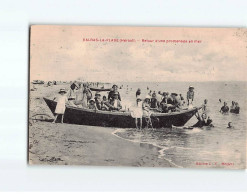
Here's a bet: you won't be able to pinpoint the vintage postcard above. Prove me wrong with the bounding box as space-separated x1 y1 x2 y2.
29 25 246 169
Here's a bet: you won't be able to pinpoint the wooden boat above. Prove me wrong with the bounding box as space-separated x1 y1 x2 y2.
32 80 44 84
43 97 201 128
90 87 111 92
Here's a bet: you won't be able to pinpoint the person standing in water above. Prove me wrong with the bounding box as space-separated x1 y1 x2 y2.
187 86 194 106
53 88 68 124
136 88 141 98
227 122 234 128
220 102 229 113
131 97 143 130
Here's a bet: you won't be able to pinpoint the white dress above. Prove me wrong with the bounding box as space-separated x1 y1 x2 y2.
55 95 68 114
131 101 143 118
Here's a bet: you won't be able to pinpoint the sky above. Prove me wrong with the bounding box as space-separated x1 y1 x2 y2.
30 25 247 82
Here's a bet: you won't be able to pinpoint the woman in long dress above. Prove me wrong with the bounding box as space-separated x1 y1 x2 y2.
52 88 68 124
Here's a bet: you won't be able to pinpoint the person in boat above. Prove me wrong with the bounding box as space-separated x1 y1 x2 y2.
179 94 185 105
170 93 182 112
192 112 213 128
150 92 160 110
157 91 163 102
136 88 141 98
131 97 143 130
159 92 173 113
108 92 122 111
142 95 154 129
94 92 102 110
88 99 98 110
101 95 109 111
52 88 68 124
108 84 121 101
82 83 92 107
67 82 79 106
187 86 194 106
220 102 229 113
227 122 234 129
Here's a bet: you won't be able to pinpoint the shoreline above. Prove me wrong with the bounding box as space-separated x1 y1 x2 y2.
29 121 175 167
112 128 182 168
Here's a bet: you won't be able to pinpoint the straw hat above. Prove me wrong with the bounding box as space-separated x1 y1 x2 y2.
189 86 194 89
89 98 95 103
145 95 151 100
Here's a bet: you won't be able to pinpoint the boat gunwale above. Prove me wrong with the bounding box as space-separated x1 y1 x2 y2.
44 97 201 117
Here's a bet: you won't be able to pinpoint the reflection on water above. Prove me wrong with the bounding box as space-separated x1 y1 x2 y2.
114 81 246 169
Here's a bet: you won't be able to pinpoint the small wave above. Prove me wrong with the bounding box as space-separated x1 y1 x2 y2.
184 127 202 134
112 128 183 168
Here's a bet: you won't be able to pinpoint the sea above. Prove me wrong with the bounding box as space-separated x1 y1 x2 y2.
112 81 247 169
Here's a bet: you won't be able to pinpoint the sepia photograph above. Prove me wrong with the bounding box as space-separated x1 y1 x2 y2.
29 25 246 169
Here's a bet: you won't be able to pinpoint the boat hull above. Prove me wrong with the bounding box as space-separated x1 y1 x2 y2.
43 98 200 128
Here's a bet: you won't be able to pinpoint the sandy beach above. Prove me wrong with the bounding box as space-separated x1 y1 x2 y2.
28 84 174 167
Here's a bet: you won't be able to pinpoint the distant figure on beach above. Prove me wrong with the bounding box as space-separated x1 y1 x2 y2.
219 99 222 103
220 102 229 113
192 112 213 128
67 82 79 106
88 99 97 110
202 99 208 112
136 88 141 98
52 88 68 124
230 101 240 114
108 84 121 101
227 122 234 129
109 92 122 111
131 97 143 130
187 86 194 106
148 90 152 96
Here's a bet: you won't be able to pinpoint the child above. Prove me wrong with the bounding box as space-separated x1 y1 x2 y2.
52 88 68 124
131 98 143 130
187 86 194 106
101 95 109 111
88 99 97 110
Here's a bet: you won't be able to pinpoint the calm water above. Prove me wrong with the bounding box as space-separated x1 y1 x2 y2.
114 81 247 169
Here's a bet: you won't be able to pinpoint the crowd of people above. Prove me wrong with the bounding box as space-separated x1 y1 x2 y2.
51 82 240 129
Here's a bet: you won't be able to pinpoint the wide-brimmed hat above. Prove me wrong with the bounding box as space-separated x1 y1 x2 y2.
89 99 95 103
136 97 142 101
95 92 101 96
112 84 118 88
58 88 66 94
145 95 151 100
171 93 178 96
189 86 194 89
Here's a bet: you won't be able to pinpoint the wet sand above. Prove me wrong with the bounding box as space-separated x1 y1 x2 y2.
29 84 174 167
